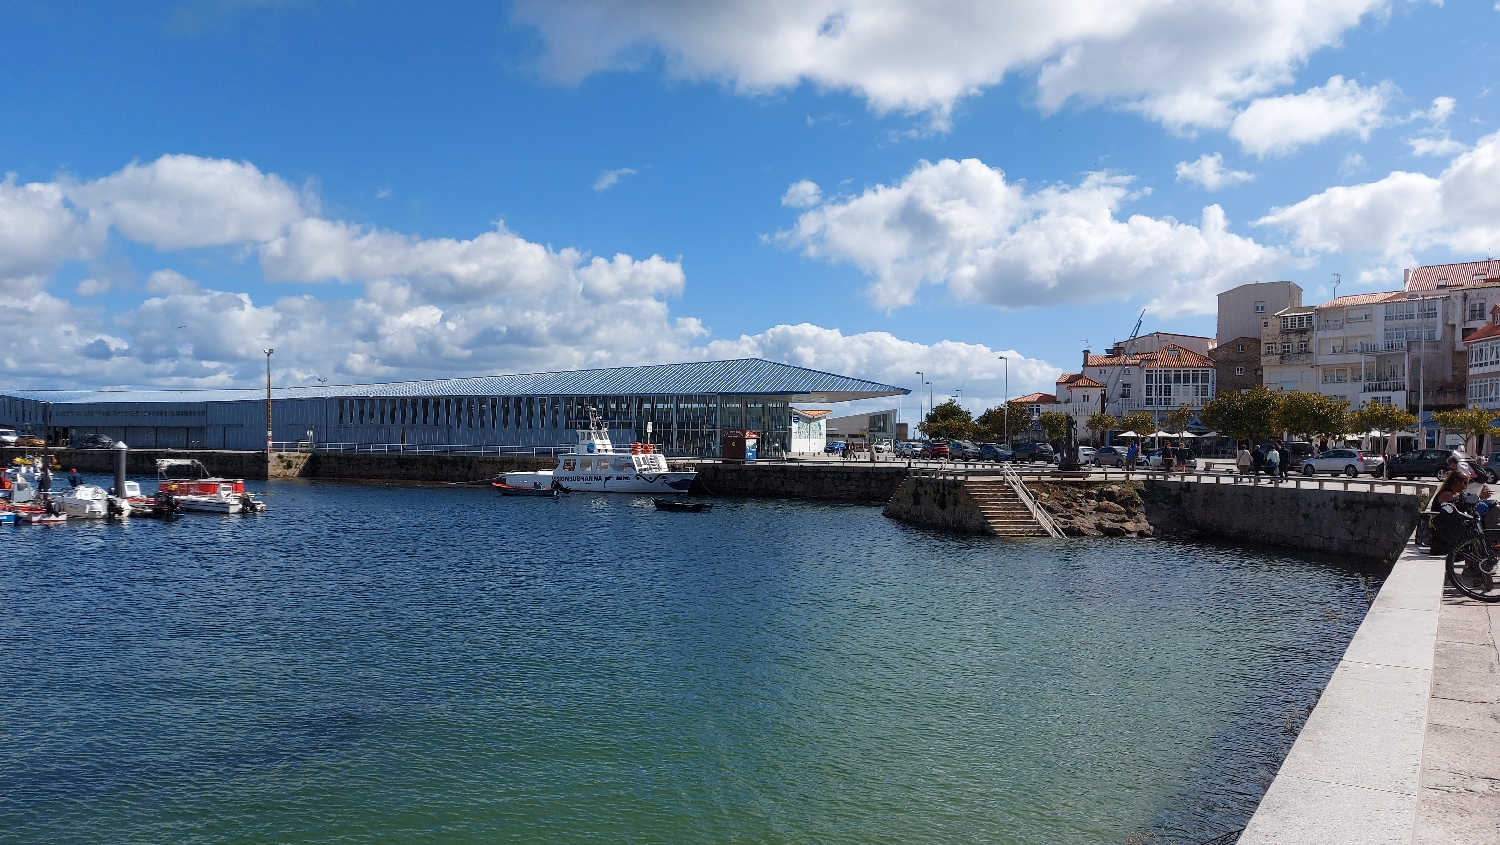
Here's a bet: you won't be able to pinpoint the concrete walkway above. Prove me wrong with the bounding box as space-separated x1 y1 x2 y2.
1240 542 1500 843
1412 592 1500 843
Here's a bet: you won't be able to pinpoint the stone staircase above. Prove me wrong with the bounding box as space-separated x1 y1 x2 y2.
964 479 1052 537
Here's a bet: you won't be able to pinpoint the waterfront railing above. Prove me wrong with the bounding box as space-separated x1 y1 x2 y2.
271 441 571 457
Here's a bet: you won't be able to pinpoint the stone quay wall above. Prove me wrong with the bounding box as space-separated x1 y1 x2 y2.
3 447 270 479
881 475 991 533
689 462 910 503
279 452 552 483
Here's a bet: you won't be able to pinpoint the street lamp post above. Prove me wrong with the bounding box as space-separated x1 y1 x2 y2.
263 348 274 459
998 355 1009 446
915 371 925 435
955 389 963 412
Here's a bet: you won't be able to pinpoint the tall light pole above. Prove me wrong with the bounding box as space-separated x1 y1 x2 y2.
915 371 925 433
955 389 963 411
264 348 274 459
999 355 1009 446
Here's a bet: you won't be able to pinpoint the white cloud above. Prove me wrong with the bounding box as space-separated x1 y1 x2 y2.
593 167 636 191
1406 96 1466 157
1229 76 1393 157
65 154 308 250
0 174 100 295
513 0 1390 131
1257 130 1500 257
1175 153 1254 190
779 157 1284 316
143 268 202 295
74 278 111 297
781 179 823 208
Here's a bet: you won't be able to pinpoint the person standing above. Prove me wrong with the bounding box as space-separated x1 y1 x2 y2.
1265 443 1280 479
1161 443 1174 474
1236 444 1252 475
1251 443 1264 477
1125 441 1139 476
1277 441 1291 479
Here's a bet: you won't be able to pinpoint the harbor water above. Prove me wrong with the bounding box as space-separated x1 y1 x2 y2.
1 480 1382 843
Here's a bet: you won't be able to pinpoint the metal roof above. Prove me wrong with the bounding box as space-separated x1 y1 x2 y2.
2 358 909 405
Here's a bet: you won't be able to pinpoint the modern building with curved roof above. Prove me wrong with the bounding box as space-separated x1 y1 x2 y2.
0 358 908 457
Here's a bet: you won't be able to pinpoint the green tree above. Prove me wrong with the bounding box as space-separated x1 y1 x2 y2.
975 402 1032 443
1164 405 1194 435
1199 385 1282 444
1432 406 1500 453
1276 391 1350 443
1038 411 1069 443
1119 411 1155 437
1348 400 1417 437
920 400 976 440
1086 412 1117 444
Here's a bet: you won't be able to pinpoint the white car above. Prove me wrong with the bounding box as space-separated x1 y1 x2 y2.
1053 447 1097 464
1299 449 1385 477
0 428 15 445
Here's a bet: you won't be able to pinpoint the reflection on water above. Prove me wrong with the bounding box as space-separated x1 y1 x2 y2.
0 480 1381 844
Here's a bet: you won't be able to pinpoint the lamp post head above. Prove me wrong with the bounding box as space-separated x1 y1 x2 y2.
264 348 274 356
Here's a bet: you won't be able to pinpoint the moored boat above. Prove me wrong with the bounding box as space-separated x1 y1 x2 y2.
492 481 559 497
652 498 712 512
58 484 117 519
156 459 266 514
503 409 695 495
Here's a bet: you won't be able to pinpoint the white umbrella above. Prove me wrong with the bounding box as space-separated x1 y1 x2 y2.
1148 430 1171 438
1116 430 1142 438
1177 431 1198 438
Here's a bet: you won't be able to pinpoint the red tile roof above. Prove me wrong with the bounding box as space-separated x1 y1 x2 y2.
1317 290 1403 308
1407 260 1500 292
1055 373 1105 388
1139 344 1214 368
1085 354 1137 367
1464 322 1500 345
1011 392 1056 404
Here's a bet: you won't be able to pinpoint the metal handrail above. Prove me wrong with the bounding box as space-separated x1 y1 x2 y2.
999 463 1066 538
269 441 572 457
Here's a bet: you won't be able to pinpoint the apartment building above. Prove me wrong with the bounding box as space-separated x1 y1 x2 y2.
1465 305 1500 411
1310 291 1406 408
1209 337 1261 394
1261 305 1317 393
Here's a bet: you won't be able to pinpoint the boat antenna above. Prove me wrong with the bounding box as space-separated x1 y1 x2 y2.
587 405 602 432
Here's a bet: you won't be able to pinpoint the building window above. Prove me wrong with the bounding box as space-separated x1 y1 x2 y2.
1121 383 1131 398
1281 342 1291 354
1234 367 1244 376
1236 343 1244 352
1280 313 1312 331
1298 341 1308 353
1254 301 1266 313
1264 343 1275 355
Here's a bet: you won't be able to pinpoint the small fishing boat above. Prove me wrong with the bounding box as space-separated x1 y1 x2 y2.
13 505 66 525
492 481 559 497
652 498 713 513
156 459 266 514
503 408 695 495
0 510 15 526
58 485 117 519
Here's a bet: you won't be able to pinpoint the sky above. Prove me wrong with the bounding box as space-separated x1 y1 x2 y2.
1 0 1497 418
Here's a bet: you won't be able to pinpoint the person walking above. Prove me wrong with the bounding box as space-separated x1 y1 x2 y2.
1277 441 1291 479
1236 444 1252 475
1265 442 1281 480
1251 443 1264 477
1125 441 1139 476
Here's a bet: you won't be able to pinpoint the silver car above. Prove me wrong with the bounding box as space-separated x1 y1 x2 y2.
1299 448 1384 477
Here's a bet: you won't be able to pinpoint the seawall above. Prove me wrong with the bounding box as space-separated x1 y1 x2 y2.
4 447 269 479
881 475 992 533
690 462 909 502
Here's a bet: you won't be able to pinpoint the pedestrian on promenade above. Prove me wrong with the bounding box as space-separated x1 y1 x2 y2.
1277 441 1291 479
1236 444 1252 475
1251 443 1264 477
1265 443 1281 479
1161 443 1173 475
1125 441 1138 476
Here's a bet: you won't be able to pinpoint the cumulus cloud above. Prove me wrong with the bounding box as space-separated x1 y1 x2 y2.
513 0 1389 131
1228 76 1392 157
1406 96 1466 157
1175 153 1253 190
593 167 636 191
1257 130 1500 257
65 154 308 249
143 268 202 295
0 175 100 295
781 179 823 208
779 157 1284 316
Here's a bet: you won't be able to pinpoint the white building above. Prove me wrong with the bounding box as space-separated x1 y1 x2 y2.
1311 291 1407 409
1218 281 1303 346
1466 306 1500 411
790 407 830 453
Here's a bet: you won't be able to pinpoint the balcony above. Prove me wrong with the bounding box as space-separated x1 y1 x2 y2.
1382 341 1410 351
1362 380 1406 393
1320 319 1344 331
1279 353 1312 364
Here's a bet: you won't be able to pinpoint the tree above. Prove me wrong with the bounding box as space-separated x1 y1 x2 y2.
1164 405 1194 435
1199 385 1282 444
1038 411 1069 443
1432 406 1500 454
1348 400 1417 436
975 402 1032 443
1086 412 1117 444
920 400 975 440
1276 391 1349 443
1119 411 1155 437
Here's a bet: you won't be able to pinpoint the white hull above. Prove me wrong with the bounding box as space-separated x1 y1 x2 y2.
504 469 696 495
176 496 243 514
59 486 113 519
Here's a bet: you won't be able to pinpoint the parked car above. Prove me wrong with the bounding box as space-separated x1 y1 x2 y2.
1145 448 1198 470
73 433 116 449
1299 448 1385 477
824 441 847 454
1386 448 1456 480
893 440 921 458
1053 446 1097 465
1011 442 1055 463
920 440 951 460
16 436 45 447
1287 441 1316 460
0 428 16 446
1093 446 1127 467
979 443 1013 462
872 441 892 454
948 440 982 460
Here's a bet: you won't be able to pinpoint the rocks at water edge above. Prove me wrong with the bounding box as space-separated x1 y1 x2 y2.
1030 482 1156 538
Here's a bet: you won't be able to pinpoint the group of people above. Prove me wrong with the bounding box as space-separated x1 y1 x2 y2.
1234 441 1293 478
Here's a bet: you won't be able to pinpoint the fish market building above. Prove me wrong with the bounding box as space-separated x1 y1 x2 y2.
0 358 907 458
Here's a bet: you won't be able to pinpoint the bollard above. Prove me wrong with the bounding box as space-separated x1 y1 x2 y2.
114 440 128 499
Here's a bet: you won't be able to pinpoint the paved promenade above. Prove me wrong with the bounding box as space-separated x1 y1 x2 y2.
1240 540 1500 843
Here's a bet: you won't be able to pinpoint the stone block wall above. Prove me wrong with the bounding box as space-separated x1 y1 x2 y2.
691 463 910 502
881 476 991 533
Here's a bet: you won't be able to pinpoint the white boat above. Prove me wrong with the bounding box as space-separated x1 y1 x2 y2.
58 484 121 519
156 459 265 514
504 410 696 495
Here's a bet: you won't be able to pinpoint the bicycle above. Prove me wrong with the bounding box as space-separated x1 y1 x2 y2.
1436 498 1500 602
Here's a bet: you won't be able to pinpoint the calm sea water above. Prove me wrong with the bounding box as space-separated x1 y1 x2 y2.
1 480 1382 844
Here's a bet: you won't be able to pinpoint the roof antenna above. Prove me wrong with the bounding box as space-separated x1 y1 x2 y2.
1331 272 1341 300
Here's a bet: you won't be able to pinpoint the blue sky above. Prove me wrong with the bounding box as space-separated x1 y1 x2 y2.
1 0 1497 413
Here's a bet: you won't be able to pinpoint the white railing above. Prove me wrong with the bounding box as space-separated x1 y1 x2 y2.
270 441 572 456
1362 381 1406 393
999 463 1066 538
904 461 1436 497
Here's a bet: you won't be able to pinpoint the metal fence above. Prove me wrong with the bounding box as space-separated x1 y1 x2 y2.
270 441 571 457
908 462 1437 496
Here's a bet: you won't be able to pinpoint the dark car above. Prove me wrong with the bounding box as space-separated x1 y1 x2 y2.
1386 448 1455 480
920 440 950 459
1093 445 1127 467
948 440 982 460
979 443 1013 462
1011 442 1055 463
73 433 115 449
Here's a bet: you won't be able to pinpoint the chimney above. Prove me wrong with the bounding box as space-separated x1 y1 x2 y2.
1082 349 1090 371
1403 268 1412 286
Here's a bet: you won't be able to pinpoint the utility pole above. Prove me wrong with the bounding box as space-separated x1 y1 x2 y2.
915 371 924 431
999 355 1009 446
264 348 274 459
